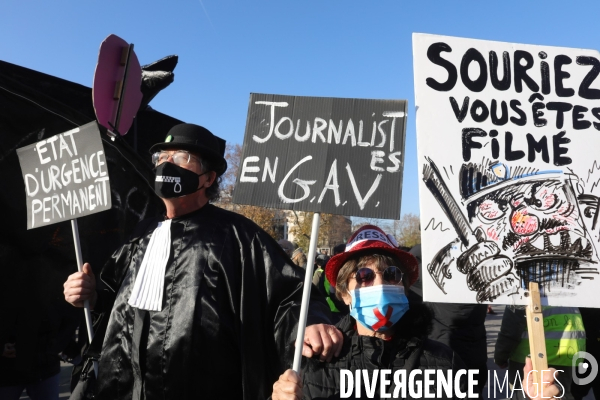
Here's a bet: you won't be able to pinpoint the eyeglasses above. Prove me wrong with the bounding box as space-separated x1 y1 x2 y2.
353 266 404 286
152 151 201 167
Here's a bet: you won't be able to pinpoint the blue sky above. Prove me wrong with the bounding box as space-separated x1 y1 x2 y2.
3 0 600 220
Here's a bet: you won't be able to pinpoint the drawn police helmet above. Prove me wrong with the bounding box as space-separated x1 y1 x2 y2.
458 160 596 292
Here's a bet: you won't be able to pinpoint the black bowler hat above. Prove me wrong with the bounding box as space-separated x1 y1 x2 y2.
150 123 227 176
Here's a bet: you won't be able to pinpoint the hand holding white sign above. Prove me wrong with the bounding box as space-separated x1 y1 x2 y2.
523 357 562 400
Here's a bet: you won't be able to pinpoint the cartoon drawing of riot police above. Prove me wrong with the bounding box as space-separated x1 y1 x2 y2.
424 158 599 302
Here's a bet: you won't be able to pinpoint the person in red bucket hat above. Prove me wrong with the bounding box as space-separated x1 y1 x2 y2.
271 225 470 400
325 224 419 290
272 225 566 399
324 225 419 335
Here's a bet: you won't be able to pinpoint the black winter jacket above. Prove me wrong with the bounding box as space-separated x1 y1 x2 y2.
493 305 526 366
427 303 488 370
294 307 468 400
86 205 331 400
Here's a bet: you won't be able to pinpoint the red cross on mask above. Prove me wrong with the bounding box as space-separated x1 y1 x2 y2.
371 306 394 331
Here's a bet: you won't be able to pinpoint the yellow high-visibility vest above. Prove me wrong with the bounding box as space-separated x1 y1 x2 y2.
510 306 585 366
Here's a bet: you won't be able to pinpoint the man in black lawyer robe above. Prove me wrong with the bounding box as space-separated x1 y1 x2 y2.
63 123 340 400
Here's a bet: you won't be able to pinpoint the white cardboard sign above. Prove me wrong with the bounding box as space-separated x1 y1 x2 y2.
414 33 600 306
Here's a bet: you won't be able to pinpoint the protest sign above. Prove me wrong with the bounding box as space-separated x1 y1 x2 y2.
414 33 600 306
93 34 142 136
234 93 408 372
17 121 111 230
233 93 408 220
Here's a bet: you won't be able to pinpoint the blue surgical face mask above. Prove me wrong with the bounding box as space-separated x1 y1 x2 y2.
349 285 409 332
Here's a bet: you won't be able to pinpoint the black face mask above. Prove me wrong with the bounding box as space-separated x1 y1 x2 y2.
154 162 206 199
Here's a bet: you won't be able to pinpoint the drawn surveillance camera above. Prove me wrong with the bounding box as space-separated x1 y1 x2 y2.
572 351 598 385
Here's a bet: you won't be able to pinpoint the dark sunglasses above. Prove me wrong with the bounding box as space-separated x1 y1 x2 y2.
354 266 404 286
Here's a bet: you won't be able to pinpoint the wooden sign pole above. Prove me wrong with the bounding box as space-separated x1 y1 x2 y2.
525 282 547 392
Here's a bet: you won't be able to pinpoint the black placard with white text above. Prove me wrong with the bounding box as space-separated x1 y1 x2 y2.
16 121 112 229
233 93 408 219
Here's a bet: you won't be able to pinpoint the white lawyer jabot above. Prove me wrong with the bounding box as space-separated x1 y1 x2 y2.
128 219 172 311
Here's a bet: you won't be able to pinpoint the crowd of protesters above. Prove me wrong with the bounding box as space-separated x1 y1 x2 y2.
2 122 584 400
